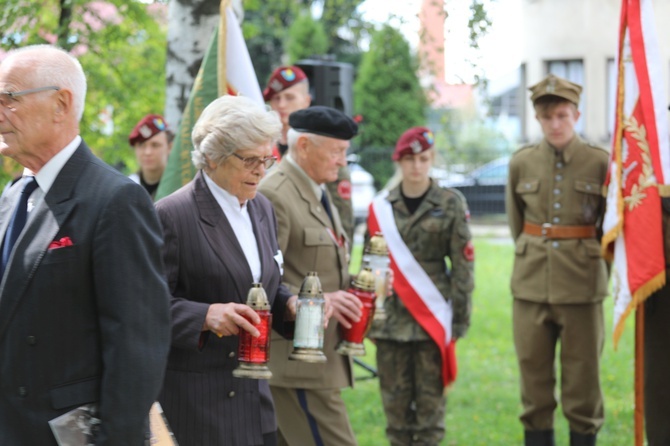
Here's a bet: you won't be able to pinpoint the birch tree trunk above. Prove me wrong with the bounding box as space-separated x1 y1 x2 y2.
164 0 244 130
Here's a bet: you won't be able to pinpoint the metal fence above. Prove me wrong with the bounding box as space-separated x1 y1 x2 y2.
351 146 511 216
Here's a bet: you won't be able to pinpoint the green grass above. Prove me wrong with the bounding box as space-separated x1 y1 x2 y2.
343 239 636 445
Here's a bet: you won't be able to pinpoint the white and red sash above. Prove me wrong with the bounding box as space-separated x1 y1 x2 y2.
368 191 457 386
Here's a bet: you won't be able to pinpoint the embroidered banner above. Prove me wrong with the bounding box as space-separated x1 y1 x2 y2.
602 0 668 346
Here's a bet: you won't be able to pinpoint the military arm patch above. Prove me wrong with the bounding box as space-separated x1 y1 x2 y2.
337 179 352 200
463 240 475 262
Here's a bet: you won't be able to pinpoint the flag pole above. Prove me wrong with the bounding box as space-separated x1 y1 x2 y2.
218 0 231 96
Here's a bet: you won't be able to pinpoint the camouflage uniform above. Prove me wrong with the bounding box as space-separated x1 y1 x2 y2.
367 180 474 446
644 198 670 444
327 166 354 244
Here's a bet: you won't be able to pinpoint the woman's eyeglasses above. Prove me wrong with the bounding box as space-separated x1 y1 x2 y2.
230 152 277 170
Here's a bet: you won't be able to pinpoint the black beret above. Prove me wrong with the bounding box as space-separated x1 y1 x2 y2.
289 106 358 141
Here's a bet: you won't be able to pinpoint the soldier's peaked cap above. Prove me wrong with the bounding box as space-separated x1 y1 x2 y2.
529 73 582 106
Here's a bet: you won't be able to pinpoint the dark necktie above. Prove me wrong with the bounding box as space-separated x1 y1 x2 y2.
1 176 39 277
320 190 334 225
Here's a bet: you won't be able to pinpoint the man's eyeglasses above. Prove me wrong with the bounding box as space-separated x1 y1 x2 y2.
230 152 277 170
0 86 61 112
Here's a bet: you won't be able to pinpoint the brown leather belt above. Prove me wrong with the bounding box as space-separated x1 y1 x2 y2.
523 222 597 239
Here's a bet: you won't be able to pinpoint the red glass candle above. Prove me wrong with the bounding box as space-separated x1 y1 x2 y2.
336 265 377 356
238 310 272 363
341 288 376 344
233 283 273 379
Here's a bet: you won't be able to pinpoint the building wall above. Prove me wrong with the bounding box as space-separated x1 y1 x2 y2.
520 0 670 144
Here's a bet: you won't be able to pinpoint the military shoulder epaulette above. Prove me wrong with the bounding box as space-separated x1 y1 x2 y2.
512 143 537 157
586 141 610 154
441 186 468 206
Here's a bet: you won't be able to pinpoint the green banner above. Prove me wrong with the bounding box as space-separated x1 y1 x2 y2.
155 27 220 200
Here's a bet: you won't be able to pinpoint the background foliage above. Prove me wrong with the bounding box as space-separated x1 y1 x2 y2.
353 24 427 189
0 0 494 188
0 0 167 182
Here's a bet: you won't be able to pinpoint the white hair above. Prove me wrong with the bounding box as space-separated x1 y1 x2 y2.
286 128 327 153
3 45 87 121
191 95 281 169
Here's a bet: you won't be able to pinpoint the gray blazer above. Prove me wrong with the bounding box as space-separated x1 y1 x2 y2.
0 142 171 445
155 170 292 446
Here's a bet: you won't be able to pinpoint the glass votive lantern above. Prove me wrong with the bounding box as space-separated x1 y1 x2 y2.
289 271 327 363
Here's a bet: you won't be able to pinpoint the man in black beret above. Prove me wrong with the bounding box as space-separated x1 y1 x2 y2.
259 106 362 446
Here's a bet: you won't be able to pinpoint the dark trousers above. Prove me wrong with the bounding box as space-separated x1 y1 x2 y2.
644 284 670 445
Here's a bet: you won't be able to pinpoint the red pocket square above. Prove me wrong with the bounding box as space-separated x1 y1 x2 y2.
49 237 73 250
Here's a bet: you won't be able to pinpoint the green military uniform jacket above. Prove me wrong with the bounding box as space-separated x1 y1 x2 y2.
506 136 609 304
259 159 353 390
368 180 474 341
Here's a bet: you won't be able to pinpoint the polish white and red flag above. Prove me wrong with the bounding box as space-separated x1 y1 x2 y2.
368 192 457 386
602 0 668 346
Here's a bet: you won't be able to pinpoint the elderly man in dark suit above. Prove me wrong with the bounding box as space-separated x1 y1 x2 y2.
155 95 297 446
259 106 363 446
0 45 171 444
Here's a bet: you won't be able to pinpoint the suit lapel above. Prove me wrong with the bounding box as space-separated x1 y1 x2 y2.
0 143 85 340
0 182 20 241
247 199 274 292
194 171 253 302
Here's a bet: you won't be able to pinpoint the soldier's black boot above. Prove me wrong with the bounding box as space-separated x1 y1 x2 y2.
524 430 555 446
569 431 597 446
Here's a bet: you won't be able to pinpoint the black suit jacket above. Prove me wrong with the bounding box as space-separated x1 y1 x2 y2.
155 170 292 446
0 142 171 445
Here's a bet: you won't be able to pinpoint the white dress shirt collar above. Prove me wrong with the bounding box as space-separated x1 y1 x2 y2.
35 135 82 194
203 172 261 283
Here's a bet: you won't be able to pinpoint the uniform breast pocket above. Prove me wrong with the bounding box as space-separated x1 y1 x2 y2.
303 227 336 273
419 211 447 233
574 179 603 224
515 178 541 207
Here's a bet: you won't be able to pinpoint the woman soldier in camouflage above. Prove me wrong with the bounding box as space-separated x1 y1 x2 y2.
366 127 474 445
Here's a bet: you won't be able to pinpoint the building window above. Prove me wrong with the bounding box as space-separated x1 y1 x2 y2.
546 59 585 135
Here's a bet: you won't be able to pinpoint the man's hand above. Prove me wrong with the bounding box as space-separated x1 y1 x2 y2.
324 290 363 329
203 303 261 338
284 295 298 321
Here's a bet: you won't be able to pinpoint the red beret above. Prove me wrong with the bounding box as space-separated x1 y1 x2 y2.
392 127 435 161
128 114 168 146
263 66 308 102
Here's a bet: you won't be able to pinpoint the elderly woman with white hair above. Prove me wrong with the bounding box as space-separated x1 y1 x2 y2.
155 95 297 446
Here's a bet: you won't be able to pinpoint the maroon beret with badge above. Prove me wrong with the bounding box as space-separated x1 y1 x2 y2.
392 126 435 161
128 114 168 146
263 66 308 102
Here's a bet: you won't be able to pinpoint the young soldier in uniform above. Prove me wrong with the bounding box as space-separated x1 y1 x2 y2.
259 106 362 446
506 74 609 446
367 127 474 445
264 66 355 242
128 113 174 199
